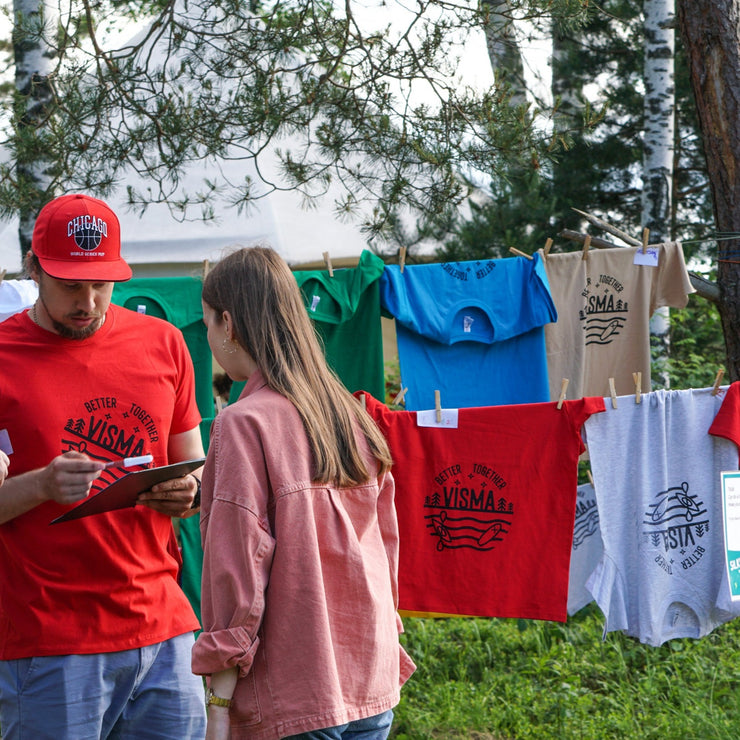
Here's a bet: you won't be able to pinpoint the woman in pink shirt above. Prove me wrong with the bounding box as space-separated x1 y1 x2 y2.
192 246 415 740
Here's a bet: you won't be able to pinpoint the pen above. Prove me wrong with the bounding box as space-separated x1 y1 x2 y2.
103 454 154 469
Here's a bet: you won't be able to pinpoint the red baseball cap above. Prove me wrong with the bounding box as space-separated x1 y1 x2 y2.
31 194 132 281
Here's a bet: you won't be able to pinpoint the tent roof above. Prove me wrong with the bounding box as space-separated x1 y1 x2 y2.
0 176 383 277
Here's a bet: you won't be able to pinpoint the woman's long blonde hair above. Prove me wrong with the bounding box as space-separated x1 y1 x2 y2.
202 246 393 486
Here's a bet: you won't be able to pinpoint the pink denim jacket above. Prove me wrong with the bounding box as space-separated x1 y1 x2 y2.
191 371 415 740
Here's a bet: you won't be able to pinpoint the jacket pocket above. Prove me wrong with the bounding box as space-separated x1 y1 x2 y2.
232 668 262 726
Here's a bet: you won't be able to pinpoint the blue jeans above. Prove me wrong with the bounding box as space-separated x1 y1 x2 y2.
0 633 206 740
282 709 394 740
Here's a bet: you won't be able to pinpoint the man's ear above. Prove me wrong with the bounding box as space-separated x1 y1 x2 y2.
25 251 40 283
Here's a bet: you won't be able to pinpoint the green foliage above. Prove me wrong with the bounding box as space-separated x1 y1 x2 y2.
0 0 593 248
393 607 740 739
653 293 726 390
436 170 556 261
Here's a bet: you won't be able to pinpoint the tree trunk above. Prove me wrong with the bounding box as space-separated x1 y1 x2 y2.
13 0 57 256
678 0 740 380
550 20 579 123
643 0 676 387
481 0 527 107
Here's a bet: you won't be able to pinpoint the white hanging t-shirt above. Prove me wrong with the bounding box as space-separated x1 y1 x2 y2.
584 387 739 646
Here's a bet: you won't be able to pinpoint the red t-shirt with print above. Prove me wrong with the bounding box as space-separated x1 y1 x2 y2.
0 305 201 659
363 394 605 621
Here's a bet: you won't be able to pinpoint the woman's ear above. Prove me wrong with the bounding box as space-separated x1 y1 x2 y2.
222 310 235 339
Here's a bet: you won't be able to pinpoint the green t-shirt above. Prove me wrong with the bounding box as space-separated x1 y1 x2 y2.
112 277 214 421
295 249 386 400
228 249 386 404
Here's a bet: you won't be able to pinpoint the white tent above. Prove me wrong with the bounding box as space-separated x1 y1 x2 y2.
0 173 382 278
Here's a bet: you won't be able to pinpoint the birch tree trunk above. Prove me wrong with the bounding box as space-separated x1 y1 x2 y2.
13 0 57 256
677 0 740 380
481 0 527 107
643 0 675 387
550 20 581 210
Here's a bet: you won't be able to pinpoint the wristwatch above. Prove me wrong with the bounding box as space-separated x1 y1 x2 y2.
205 687 232 708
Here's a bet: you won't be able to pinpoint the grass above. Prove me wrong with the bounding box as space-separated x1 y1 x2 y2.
391 604 740 739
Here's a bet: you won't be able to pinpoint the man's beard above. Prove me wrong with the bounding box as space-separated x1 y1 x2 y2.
52 315 104 339
39 296 105 339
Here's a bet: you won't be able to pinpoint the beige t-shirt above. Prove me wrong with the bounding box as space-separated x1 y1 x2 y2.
541 242 694 401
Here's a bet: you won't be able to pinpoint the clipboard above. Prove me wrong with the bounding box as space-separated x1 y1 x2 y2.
50 457 206 524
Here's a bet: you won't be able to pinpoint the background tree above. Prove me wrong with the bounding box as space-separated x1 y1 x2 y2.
0 0 591 258
678 0 740 381
642 0 675 384
436 0 713 262
12 0 58 246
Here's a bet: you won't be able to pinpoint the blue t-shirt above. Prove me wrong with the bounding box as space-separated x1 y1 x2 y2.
380 254 557 409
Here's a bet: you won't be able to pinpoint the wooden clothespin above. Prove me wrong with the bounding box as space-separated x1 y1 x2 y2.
711 368 725 396
509 247 533 260
0 268 6 284
202 259 210 279
360 392 367 410
323 251 334 277
392 387 408 405
641 227 650 254
581 234 591 261
556 378 569 409
399 247 407 274
215 395 224 414
543 237 553 261
587 469 595 488
633 371 642 404
609 377 618 408
434 390 442 423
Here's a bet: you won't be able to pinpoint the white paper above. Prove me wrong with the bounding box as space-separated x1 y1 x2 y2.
633 247 659 267
416 408 459 428
721 471 740 601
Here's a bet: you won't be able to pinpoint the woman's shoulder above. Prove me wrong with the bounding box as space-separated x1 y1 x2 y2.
220 383 299 430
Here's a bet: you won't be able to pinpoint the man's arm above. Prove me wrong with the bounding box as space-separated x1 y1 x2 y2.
137 426 205 518
0 452 103 525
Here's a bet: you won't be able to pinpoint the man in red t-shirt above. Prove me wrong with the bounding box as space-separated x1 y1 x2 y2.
0 194 206 739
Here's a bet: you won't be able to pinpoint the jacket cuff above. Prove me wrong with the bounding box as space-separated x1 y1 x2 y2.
192 625 260 678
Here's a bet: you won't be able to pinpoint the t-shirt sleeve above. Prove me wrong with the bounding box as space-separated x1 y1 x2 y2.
709 382 740 450
379 265 428 334
359 392 393 434
567 396 607 454
651 241 695 313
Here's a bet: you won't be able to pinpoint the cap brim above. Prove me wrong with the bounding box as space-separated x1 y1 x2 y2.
38 256 133 282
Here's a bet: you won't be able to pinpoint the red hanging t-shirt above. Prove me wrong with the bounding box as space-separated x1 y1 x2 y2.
363 394 605 622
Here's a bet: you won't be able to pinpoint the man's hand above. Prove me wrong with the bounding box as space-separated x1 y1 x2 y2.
0 451 105 525
40 451 103 505
137 472 201 518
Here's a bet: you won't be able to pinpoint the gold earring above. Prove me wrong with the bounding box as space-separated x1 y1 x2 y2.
222 336 238 354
